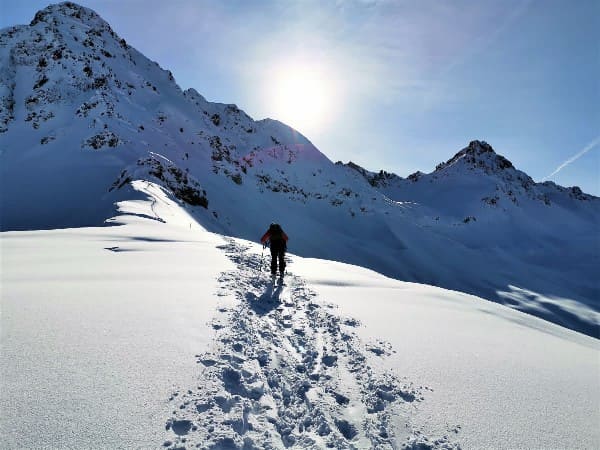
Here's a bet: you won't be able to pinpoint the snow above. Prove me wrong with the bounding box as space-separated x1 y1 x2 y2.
2 185 598 449
292 258 600 449
1 4 599 447
1 193 235 448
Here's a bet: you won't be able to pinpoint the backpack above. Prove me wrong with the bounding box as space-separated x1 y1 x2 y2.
269 223 284 242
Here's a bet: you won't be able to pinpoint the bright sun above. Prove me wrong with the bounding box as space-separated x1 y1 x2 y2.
268 62 337 134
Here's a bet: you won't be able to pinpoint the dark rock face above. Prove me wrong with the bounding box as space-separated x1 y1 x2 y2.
109 158 209 208
343 161 403 188
435 140 515 174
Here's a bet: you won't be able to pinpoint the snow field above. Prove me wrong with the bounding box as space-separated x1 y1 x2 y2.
1 183 598 449
0 214 234 449
292 258 600 449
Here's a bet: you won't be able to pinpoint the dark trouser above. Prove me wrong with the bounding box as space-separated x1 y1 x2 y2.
270 245 286 275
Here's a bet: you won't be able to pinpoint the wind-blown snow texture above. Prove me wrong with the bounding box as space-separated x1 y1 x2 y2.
0 1 598 340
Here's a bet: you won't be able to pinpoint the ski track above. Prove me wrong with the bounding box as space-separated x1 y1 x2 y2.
163 239 461 449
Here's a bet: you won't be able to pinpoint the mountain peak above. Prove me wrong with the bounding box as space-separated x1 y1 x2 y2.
466 139 495 153
435 140 515 174
30 2 108 28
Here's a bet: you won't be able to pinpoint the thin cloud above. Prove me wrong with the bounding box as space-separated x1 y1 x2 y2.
543 136 600 181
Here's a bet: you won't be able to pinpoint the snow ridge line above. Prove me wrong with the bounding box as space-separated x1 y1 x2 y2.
163 239 461 449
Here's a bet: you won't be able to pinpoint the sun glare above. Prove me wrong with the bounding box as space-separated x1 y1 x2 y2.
268 62 338 135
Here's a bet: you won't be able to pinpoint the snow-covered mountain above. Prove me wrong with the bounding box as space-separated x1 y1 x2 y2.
0 2 598 338
341 141 600 337
345 140 597 215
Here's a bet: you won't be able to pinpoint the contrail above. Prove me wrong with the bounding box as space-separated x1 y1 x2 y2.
542 136 600 181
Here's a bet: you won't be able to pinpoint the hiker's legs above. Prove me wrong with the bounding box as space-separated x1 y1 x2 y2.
270 249 277 274
278 249 285 274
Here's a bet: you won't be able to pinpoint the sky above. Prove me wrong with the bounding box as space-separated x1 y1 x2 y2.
1 0 598 195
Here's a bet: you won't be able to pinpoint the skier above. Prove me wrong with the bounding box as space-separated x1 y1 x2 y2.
260 223 289 276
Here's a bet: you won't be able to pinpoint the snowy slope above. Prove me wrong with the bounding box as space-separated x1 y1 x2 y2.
342 142 600 337
1 191 236 449
292 259 600 450
0 3 598 338
2 186 598 449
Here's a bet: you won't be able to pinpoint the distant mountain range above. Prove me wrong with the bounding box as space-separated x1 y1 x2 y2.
1 2 598 337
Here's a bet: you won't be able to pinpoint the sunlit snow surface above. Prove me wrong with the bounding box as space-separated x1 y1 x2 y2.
1 185 598 449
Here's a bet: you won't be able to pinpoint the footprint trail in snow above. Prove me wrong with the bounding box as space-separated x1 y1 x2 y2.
164 239 460 449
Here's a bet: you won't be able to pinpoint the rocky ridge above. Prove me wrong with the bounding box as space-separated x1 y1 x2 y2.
344 140 597 209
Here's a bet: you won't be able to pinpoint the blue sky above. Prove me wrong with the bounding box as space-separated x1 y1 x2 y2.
2 0 598 194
